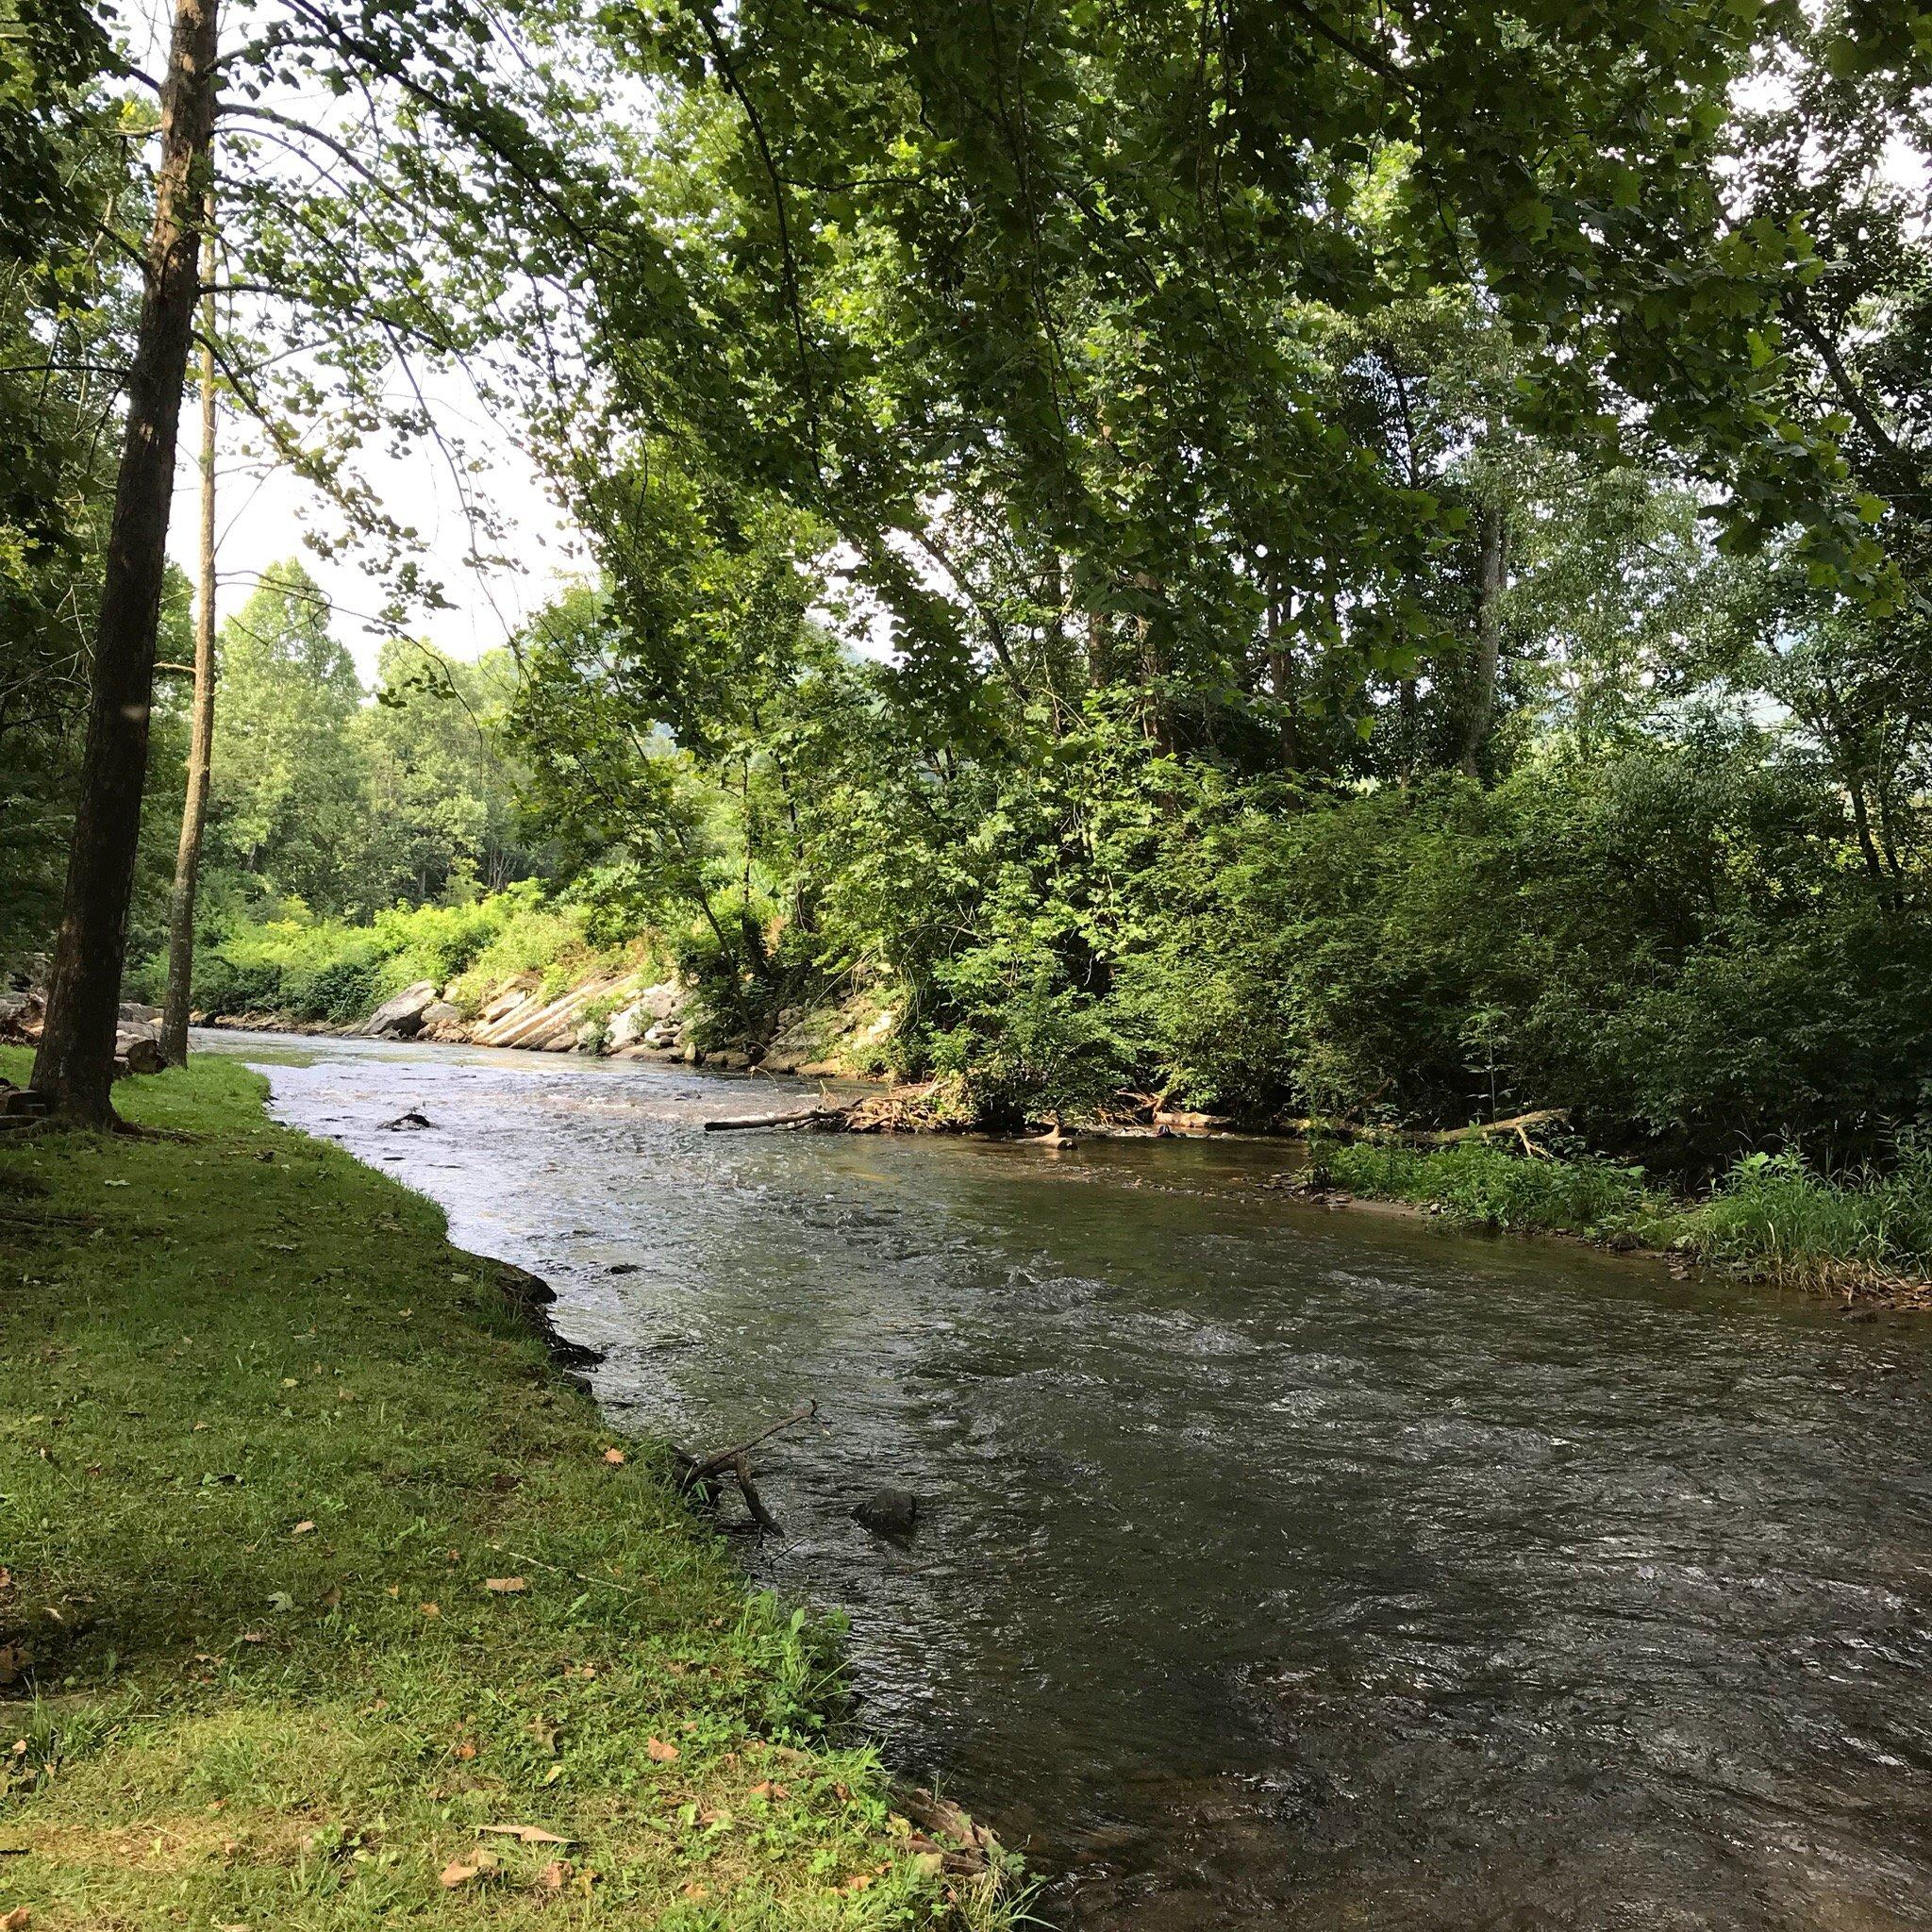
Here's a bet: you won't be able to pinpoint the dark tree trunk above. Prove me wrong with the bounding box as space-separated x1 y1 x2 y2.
160 194 219 1067
1459 502 1505 781
33 0 217 1122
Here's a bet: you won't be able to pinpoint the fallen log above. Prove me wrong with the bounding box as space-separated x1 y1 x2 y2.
1278 1108 1571 1150
1409 1108 1569 1149
703 1104 845 1132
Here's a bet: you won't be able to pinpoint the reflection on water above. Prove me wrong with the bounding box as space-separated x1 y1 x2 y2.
207 1031 1932 1930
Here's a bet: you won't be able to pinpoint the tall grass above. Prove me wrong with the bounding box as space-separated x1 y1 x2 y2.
1668 1143 1932 1294
1312 1137 1654 1236
1308 1133 1932 1300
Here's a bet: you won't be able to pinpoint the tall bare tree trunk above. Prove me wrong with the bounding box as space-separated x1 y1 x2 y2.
1459 502 1505 782
31 0 217 1123
160 195 219 1067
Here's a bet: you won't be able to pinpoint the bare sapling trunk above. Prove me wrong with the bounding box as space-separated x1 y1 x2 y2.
31 0 218 1122
160 196 219 1067
1459 501 1505 781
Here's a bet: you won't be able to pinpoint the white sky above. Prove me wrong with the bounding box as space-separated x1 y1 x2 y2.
164 361 587 686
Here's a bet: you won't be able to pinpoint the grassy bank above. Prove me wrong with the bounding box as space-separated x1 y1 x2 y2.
0 1050 1016 1930
1307 1136 1932 1306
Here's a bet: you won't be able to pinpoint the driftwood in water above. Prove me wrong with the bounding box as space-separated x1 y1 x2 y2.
703 1084 953 1136
703 1103 846 1132
674 1400 818 1538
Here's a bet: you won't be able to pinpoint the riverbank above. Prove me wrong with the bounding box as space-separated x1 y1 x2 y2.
0 1047 1018 1930
169 1005 1932 1310
1299 1136 1932 1309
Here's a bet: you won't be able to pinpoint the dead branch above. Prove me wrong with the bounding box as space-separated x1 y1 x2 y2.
1411 1109 1569 1147
703 1103 848 1132
730 1453 784 1537
684 1400 819 1484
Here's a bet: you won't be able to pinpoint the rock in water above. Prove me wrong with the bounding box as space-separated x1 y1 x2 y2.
853 1488 920 1539
379 1109 434 1131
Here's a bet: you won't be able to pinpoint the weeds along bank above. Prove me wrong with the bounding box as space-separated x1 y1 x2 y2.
0 1050 1019 1931
1305 1138 1932 1309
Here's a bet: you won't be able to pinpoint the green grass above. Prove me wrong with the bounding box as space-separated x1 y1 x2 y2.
1662 1146 1932 1299
0 1049 1019 1930
1309 1137 1655 1238
1305 1131 1932 1303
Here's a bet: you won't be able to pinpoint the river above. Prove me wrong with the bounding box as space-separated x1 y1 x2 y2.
203 1030 1932 1930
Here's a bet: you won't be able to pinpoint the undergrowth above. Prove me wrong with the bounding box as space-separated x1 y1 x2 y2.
1307 1131 1932 1301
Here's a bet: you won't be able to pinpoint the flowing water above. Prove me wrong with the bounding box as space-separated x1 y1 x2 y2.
205 1031 1932 1929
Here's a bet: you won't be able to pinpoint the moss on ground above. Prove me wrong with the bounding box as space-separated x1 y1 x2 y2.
0 1049 1016 1930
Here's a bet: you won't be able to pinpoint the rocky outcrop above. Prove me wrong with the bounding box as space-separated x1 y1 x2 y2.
358 980 440 1039
471 973 638 1051
607 981 682 1051
183 958 900 1088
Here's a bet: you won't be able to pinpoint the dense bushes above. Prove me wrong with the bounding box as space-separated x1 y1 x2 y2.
737 716 1925 1170
932 729 1932 1173
132 883 622 1023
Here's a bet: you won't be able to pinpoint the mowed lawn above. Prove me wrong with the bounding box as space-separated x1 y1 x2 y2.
0 1050 1012 1931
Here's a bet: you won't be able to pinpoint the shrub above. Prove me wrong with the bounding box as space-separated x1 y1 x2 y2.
1314 1138 1654 1236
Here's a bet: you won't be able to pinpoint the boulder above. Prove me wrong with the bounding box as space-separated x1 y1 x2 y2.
853 1489 919 1539
637 979 683 1020
0 991 45 1044
119 1001 162 1025
114 1033 165 1077
359 980 439 1039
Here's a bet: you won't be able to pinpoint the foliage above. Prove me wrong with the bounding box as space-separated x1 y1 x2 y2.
1309 1139 1656 1239
0 1049 1021 1928
151 882 604 1023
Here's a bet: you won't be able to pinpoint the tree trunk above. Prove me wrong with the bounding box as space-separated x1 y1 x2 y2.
32 0 218 1124
160 193 219 1067
1265 596 1300 771
1459 502 1505 781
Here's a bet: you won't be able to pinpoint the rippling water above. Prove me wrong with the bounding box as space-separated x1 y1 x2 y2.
206 1031 1932 1929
